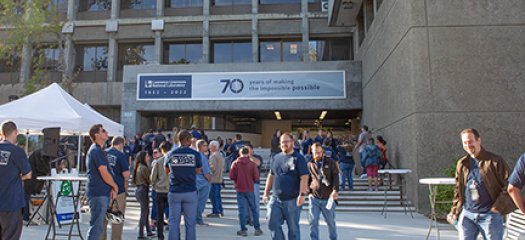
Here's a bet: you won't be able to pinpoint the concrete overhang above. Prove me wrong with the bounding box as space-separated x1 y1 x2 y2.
328 0 363 27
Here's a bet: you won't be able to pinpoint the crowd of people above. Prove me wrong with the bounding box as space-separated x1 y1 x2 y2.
5 119 525 240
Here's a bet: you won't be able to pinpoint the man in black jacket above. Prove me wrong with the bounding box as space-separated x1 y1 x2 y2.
306 143 339 240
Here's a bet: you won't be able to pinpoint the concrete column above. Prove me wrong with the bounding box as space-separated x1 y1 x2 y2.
251 0 258 63
19 0 33 83
111 0 119 19
62 35 74 83
107 34 118 82
363 0 368 36
67 0 76 21
372 0 377 18
156 0 164 17
19 43 32 83
301 0 309 62
353 27 359 59
154 31 163 63
202 0 210 63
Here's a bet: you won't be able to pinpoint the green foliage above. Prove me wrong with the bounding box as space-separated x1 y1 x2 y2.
434 156 462 214
0 0 74 96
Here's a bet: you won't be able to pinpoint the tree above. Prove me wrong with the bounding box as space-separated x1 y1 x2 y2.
0 0 76 96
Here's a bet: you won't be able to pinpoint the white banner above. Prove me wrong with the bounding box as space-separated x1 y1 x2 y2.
137 71 346 100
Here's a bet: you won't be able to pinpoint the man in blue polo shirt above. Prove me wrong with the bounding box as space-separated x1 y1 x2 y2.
101 136 130 240
229 134 245 163
245 144 263 227
86 124 118 240
263 133 309 240
313 129 324 145
165 130 202 240
196 139 212 226
0 120 31 240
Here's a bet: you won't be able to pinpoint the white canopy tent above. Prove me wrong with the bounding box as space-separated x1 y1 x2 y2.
0 83 124 168
0 83 123 135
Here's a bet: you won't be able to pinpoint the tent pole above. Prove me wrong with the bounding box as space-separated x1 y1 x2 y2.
25 130 29 153
77 134 82 171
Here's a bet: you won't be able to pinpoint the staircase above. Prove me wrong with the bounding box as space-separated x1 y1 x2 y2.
120 176 415 213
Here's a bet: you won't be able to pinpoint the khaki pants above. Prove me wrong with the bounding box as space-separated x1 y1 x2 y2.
100 192 126 240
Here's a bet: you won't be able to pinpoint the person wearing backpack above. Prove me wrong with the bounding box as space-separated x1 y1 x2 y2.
361 138 382 191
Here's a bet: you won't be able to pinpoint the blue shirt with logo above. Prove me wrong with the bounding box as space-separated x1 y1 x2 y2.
165 146 203 193
270 151 309 201
87 144 113 197
229 140 245 161
106 148 130 194
0 141 31 211
197 152 212 189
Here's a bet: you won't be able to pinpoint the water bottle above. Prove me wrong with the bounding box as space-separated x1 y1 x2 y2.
326 197 334 210
447 213 458 226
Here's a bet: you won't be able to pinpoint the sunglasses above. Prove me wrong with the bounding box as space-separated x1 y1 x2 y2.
100 129 107 133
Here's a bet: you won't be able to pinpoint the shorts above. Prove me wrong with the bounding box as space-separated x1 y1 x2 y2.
366 165 379 177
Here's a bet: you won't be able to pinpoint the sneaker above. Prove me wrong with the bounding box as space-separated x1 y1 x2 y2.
219 212 224 217
206 213 220 218
137 237 148 240
367 187 373 191
196 222 209 226
254 229 263 236
374 187 379 191
237 230 248 237
150 224 156 231
360 174 367 179
147 232 155 237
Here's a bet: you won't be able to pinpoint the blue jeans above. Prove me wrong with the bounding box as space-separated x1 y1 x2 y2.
458 209 504 240
267 197 300 240
245 183 260 222
197 183 211 223
360 152 367 175
340 163 355 190
168 191 198 240
225 157 233 173
151 189 170 221
87 195 110 240
309 197 337 240
209 183 223 214
237 192 261 231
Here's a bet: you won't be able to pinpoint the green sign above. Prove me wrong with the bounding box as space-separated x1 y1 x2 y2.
60 181 72 196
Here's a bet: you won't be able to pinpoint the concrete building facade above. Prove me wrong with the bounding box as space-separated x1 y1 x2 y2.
1 0 524 213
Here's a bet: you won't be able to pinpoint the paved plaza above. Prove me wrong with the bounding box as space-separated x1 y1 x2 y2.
20 207 458 240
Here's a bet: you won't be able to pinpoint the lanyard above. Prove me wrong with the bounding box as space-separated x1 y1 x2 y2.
316 156 325 176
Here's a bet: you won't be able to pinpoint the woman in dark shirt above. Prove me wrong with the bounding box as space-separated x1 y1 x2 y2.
338 140 355 191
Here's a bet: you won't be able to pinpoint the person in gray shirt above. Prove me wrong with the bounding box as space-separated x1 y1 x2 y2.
354 125 373 178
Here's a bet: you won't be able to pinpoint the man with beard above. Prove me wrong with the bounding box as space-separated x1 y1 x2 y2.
263 133 309 240
448 128 516 240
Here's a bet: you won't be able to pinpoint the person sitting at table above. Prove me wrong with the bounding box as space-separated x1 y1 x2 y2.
448 128 516 240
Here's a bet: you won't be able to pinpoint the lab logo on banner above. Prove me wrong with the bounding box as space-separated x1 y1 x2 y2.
230 79 244 94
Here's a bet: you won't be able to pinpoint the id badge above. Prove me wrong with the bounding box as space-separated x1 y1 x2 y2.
469 181 479 201
322 178 330 186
